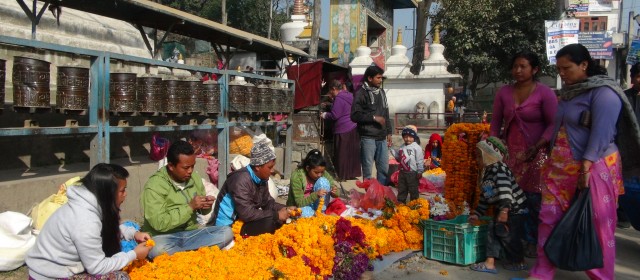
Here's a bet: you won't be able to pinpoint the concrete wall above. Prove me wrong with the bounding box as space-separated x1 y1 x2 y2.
0 156 213 221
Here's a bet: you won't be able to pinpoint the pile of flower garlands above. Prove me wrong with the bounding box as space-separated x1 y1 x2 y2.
124 199 430 279
441 123 490 218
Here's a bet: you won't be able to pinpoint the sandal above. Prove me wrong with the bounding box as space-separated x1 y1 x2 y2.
470 262 498 274
503 262 528 271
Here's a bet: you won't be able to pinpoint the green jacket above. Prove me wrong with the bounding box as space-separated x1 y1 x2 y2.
286 168 335 207
141 167 208 236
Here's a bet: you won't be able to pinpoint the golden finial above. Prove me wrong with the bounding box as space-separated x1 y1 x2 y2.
361 31 367 47
396 28 403 45
434 25 440 44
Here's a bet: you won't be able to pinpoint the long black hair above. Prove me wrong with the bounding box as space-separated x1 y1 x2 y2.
555 43 607 76
80 163 129 257
299 149 326 171
511 50 542 79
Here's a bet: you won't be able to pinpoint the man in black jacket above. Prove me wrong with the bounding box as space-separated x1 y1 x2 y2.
351 65 392 185
210 139 292 236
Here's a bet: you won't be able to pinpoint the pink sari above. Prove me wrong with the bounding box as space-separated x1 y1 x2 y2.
505 120 548 193
531 127 623 280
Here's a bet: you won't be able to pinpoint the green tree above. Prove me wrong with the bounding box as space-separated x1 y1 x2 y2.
432 0 558 95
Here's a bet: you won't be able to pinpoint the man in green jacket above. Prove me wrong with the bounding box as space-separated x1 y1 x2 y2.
142 140 233 258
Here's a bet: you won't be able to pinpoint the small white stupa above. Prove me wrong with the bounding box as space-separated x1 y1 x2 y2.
385 28 412 78
350 32 374 76
280 0 308 43
419 26 457 77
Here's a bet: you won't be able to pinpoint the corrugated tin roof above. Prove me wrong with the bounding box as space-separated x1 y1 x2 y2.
39 0 309 58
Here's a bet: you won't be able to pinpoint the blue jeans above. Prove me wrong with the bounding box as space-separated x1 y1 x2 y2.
360 137 389 185
149 225 233 259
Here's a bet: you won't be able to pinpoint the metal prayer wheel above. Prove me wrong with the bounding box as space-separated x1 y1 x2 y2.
56 66 89 110
244 82 258 112
183 78 204 113
202 80 220 114
256 83 271 112
283 87 293 112
0 59 5 108
109 73 137 113
12 56 51 109
137 75 163 113
228 79 245 112
271 85 285 112
163 78 185 113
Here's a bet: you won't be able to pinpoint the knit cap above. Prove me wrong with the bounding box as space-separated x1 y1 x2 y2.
401 127 420 144
250 139 276 166
476 136 508 166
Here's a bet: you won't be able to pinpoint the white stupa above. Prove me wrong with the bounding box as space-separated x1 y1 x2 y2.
419 26 457 77
350 32 374 76
385 29 412 78
280 0 308 43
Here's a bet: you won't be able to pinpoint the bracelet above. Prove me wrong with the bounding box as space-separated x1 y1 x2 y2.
578 170 590 175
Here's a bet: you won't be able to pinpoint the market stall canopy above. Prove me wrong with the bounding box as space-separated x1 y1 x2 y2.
36 0 309 59
287 60 348 110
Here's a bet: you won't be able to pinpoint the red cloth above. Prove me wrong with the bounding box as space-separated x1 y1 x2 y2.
287 61 323 110
424 133 443 159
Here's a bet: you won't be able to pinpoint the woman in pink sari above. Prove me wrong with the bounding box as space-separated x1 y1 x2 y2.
490 51 557 257
522 43 639 280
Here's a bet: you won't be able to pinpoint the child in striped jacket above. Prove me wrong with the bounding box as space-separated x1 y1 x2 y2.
469 136 528 274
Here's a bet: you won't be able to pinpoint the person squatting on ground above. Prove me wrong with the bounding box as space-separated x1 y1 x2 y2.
424 133 443 170
211 139 296 236
287 149 339 217
470 137 528 274
321 79 362 181
351 65 392 185
490 50 558 258
526 43 634 280
26 164 152 280
390 128 425 203
141 141 232 259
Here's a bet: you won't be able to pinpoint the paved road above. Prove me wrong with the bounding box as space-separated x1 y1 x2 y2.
331 179 640 280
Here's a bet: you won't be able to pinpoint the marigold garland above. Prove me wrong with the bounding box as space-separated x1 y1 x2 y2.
441 123 490 218
145 239 155 247
125 198 431 279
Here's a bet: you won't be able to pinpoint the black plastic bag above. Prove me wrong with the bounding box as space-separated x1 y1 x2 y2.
543 190 603 271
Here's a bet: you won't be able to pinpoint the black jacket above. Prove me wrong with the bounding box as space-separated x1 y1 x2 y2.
350 86 391 140
209 167 284 226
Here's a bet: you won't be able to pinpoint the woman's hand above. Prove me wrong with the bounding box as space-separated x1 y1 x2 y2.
330 186 339 197
134 232 151 243
577 160 593 190
522 147 538 162
316 189 328 197
133 243 152 260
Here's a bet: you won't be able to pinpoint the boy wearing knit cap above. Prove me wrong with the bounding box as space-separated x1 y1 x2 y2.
211 139 295 236
390 127 425 203
470 136 527 274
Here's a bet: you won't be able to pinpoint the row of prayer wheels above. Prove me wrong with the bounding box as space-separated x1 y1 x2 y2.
1 56 294 115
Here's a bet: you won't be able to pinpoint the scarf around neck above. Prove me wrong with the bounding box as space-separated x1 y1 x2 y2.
559 75 640 178
362 82 388 108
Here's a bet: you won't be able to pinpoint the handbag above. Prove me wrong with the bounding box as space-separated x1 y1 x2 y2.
150 134 170 161
543 190 603 271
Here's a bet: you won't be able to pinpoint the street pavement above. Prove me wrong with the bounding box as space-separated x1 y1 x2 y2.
330 178 640 280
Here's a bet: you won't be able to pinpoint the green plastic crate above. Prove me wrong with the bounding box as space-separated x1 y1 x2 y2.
421 215 488 265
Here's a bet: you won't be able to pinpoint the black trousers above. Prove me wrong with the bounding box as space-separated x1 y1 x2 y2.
486 214 525 263
240 216 283 236
397 170 419 203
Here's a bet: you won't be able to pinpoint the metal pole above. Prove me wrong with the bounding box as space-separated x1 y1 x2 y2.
31 0 37 39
